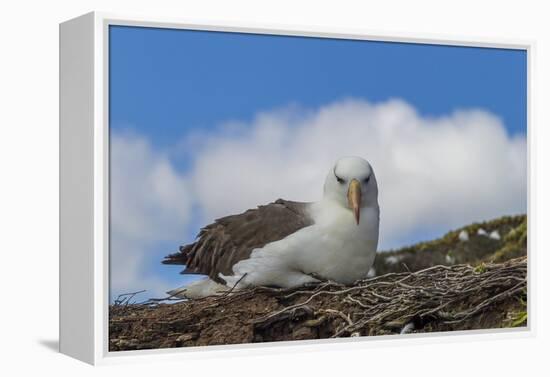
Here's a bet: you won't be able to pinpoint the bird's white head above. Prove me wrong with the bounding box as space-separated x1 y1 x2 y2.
323 156 379 225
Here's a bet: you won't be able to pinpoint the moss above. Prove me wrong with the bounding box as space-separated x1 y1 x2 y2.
486 218 527 263
505 218 527 244
507 311 527 327
473 263 487 274
504 290 527 328
490 244 524 263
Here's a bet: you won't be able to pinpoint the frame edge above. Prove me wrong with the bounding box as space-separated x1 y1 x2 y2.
59 11 96 365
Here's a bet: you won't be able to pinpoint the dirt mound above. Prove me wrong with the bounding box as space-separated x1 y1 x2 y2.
109 256 527 351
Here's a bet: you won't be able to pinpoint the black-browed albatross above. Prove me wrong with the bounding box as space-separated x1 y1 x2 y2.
163 156 380 298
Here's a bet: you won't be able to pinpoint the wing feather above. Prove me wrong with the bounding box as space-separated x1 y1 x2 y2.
162 199 314 283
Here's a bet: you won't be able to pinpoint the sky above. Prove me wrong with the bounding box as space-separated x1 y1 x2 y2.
108 25 527 301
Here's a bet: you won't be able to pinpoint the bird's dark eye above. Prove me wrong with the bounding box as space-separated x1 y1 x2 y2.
333 167 345 184
364 176 371 184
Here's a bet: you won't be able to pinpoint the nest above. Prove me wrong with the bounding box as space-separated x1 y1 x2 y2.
109 257 527 350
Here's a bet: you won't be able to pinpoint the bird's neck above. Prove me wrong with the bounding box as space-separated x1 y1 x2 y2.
310 198 379 228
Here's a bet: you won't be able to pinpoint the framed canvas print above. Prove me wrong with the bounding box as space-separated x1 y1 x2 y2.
59 12 532 365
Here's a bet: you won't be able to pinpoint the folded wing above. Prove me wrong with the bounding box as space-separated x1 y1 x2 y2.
162 199 314 283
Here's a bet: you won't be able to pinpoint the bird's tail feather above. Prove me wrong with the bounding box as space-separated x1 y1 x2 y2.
167 278 229 299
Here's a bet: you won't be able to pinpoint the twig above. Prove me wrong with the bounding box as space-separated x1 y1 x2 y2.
221 272 248 297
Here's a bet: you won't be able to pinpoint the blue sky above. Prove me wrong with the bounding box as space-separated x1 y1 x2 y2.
110 26 526 145
108 25 527 300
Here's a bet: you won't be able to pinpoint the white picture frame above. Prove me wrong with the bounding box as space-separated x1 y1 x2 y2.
59 11 534 365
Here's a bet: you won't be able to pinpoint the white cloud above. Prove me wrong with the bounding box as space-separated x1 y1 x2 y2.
111 132 191 242
110 132 192 299
110 98 527 296
186 98 526 249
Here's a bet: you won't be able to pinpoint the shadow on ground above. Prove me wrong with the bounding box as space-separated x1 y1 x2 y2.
38 339 59 352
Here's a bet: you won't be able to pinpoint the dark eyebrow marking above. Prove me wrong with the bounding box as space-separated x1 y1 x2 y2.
333 167 345 183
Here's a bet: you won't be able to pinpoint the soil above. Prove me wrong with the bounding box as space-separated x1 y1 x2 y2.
109 256 527 351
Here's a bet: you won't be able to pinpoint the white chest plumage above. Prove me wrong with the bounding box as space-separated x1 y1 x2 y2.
221 199 380 288
295 200 380 283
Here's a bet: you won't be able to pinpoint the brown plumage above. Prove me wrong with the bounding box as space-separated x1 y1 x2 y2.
162 199 314 283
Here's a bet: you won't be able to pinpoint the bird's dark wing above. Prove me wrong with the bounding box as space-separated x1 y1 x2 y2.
162 199 314 283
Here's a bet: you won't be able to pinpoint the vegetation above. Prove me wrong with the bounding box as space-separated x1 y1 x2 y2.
373 215 526 276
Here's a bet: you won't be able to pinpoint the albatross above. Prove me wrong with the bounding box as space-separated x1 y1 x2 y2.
163 156 380 298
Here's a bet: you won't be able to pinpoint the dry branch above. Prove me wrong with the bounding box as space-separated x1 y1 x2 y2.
109 257 527 351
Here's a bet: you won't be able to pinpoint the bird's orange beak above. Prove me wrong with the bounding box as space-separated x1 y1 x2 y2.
347 179 362 225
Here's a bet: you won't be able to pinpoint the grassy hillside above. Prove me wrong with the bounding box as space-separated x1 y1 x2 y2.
373 214 526 276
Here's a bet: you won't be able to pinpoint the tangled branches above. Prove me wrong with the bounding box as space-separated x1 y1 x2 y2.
251 257 527 337
109 257 527 350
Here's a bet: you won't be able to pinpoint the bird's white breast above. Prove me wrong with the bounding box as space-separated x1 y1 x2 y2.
224 199 380 288
296 200 380 283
